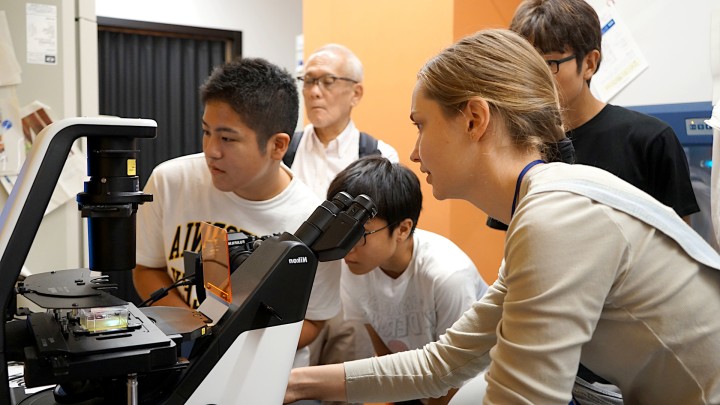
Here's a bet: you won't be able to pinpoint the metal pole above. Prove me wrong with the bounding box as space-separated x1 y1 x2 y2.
127 373 138 405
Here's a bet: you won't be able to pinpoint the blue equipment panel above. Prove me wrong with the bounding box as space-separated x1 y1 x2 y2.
628 101 713 145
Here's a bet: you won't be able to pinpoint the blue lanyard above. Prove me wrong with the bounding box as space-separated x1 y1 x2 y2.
510 159 545 218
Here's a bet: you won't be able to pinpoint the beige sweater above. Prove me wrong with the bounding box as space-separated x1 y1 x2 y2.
345 163 720 404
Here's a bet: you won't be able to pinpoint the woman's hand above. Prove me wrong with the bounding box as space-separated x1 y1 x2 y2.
284 364 347 404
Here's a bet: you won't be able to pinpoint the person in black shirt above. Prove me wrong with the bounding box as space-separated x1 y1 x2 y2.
510 0 699 222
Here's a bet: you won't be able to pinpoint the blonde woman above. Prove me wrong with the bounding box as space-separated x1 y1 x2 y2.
284 29 720 404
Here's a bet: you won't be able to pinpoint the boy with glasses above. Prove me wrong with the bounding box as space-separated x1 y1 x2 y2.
328 156 487 405
510 0 698 222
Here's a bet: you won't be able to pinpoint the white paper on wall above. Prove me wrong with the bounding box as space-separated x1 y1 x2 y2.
26 3 58 65
590 3 649 102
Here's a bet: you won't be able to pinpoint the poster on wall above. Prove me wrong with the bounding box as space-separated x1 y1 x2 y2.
590 3 648 102
26 3 58 65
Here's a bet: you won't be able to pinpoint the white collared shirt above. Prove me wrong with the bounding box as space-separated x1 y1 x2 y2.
290 121 400 199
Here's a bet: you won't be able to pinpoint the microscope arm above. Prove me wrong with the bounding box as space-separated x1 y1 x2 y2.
0 117 156 404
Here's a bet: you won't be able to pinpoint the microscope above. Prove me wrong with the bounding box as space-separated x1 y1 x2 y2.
0 117 376 404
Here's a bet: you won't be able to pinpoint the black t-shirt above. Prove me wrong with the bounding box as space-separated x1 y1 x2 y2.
568 104 699 217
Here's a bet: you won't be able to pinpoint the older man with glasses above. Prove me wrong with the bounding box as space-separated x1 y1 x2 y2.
287 43 399 198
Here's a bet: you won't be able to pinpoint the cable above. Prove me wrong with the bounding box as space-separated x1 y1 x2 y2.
138 275 195 307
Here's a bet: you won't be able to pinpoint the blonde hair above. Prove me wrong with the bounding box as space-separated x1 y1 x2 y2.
417 29 565 159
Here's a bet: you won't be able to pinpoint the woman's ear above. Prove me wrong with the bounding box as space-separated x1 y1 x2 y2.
464 97 490 141
269 132 291 160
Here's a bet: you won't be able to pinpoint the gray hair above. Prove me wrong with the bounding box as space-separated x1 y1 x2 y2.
311 43 364 82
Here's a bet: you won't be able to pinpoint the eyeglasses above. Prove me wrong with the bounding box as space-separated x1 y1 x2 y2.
545 54 576 74
359 222 397 246
297 74 358 91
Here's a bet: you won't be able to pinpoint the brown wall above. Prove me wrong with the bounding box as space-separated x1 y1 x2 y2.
303 0 521 284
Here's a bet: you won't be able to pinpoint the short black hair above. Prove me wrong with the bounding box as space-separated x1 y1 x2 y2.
200 57 299 150
510 0 602 75
327 156 422 234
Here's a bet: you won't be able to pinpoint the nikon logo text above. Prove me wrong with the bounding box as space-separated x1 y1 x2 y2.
288 257 308 264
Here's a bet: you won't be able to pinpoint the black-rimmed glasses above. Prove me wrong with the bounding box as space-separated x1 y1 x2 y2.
546 54 576 74
297 74 358 91
359 222 397 246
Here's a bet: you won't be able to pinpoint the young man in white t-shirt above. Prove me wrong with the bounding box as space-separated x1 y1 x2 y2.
328 156 488 405
132 58 341 368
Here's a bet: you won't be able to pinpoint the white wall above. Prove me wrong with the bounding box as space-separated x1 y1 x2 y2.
94 0 302 75
586 0 720 107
